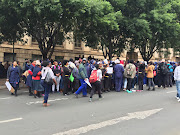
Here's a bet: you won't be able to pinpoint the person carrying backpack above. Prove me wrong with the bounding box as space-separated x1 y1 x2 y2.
89 64 102 102
124 60 136 92
158 59 168 88
167 61 173 87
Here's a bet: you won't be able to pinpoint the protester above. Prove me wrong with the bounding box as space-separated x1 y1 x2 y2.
26 60 36 96
32 60 43 98
89 64 103 102
167 61 173 87
74 59 88 98
41 61 57 107
114 59 124 92
174 62 180 102
158 59 168 88
52 61 61 93
72 62 80 93
137 61 145 91
145 61 155 91
62 60 71 96
124 60 136 92
7 61 20 96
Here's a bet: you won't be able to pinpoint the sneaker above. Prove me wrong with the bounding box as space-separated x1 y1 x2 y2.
131 90 136 92
178 99 180 102
152 88 155 91
175 96 179 100
74 93 78 98
126 90 132 93
89 98 92 102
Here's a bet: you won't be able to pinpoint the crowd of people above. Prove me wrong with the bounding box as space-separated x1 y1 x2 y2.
6 57 180 107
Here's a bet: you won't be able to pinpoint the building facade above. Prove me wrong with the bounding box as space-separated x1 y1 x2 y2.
0 35 179 64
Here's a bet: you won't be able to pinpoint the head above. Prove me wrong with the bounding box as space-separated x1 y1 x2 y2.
54 61 58 66
76 63 80 69
32 60 36 65
82 58 87 64
13 61 18 67
95 64 99 70
63 60 69 66
36 60 41 66
129 60 134 64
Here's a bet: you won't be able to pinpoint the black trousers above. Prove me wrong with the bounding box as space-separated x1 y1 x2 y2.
63 77 69 95
127 78 133 90
158 74 167 88
104 77 110 90
90 81 102 98
167 73 173 87
138 74 144 90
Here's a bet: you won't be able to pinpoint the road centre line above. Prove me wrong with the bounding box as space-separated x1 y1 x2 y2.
166 91 176 94
26 98 68 105
0 117 23 124
0 97 11 100
52 108 163 135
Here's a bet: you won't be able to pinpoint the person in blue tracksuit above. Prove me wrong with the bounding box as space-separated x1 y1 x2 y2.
114 60 124 92
7 61 20 96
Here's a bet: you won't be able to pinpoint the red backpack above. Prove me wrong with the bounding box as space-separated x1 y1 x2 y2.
89 70 98 83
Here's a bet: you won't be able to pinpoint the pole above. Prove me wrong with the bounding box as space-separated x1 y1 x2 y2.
13 41 15 61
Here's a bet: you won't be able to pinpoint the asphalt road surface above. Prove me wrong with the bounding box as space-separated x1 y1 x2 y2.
0 86 180 135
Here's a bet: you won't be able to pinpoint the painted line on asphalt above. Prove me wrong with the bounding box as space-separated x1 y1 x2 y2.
23 91 29 93
0 97 11 100
26 98 68 105
0 117 23 124
166 91 176 94
52 108 163 135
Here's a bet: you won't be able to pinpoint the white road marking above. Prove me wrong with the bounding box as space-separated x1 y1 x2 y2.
0 117 23 124
23 91 29 93
26 98 68 105
166 91 176 93
52 108 163 135
0 97 11 100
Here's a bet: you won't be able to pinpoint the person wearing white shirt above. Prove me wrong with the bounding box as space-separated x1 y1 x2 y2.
41 61 57 107
89 64 103 102
174 62 180 102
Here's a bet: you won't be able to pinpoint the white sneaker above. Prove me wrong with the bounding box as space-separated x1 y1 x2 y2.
175 96 179 100
131 90 136 92
89 98 92 102
178 99 180 102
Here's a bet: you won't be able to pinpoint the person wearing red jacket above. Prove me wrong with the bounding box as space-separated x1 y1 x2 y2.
31 60 43 98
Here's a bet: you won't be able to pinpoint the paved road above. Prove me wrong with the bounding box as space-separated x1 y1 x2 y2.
0 86 180 135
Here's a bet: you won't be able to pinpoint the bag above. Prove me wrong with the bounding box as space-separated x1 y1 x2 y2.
126 64 133 77
168 65 173 73
161 64 168 74
89 70 98 83
69 73 74 82
44 70 53 85
153 70 157 76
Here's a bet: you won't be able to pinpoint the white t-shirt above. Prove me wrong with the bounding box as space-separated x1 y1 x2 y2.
41 67 55 80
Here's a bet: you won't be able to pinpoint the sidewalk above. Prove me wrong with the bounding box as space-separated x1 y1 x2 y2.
0 78 26 90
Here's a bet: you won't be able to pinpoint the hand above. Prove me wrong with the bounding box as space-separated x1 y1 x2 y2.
84 78 88 81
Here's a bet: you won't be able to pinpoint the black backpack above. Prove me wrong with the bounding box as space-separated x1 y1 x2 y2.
161 64 168 74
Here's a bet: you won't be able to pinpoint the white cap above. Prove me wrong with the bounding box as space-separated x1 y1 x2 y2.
115 59 120 64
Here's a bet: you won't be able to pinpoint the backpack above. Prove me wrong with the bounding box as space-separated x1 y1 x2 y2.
168 65 173 73
89 70 98 83
161 64 168 74
126 64 133 77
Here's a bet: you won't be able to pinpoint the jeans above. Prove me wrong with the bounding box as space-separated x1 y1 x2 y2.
41 80 51 103
52 76 61 92
75 79 87 96
176 81 180 98
90 81 102 98
148 78 155 89
123 78 127 89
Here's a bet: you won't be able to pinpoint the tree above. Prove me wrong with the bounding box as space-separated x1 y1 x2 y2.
0 0 24 60
122 0 180 61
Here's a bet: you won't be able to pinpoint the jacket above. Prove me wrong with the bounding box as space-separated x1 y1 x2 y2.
7 66 21 79
145 65 155 78
78 63 88 79
174 66 180 81
124 63 136 78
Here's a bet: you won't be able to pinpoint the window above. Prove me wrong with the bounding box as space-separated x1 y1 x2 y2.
4 53 16 62
32 54 42 60
74 38 81 47
55 56 64 62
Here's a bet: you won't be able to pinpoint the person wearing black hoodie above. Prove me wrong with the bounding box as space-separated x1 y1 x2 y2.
138 62 145 91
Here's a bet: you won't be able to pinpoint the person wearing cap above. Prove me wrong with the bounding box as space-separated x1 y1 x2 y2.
32 60 44 98
114 60 124 92
74 59 88 98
